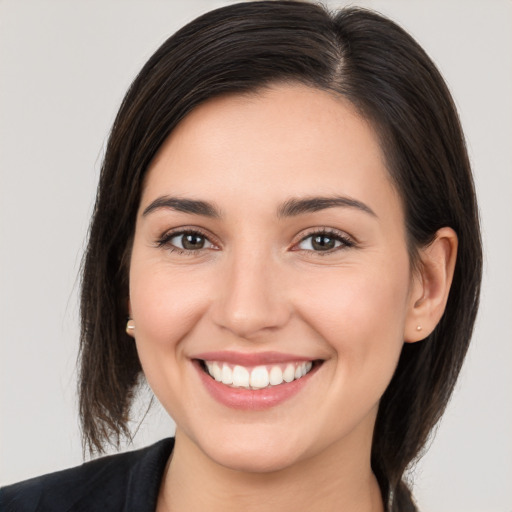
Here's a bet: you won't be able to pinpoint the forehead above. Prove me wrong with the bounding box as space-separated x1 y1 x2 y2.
142 84 402 224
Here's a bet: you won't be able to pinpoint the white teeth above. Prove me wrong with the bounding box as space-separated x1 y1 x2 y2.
295 362 309 379
221 364 233 385
298 362 309 378
269 366 283 386
283 364 296 383
232 365 250 388
212 362 222 381
204 360 315 389
205 361 221 381
250 366 270 389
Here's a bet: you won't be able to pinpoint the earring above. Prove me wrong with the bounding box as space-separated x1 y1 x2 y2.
416 325 422 331
126 319 135 335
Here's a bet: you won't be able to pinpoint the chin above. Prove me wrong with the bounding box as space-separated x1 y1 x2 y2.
209 444 304 474
192 426 311 474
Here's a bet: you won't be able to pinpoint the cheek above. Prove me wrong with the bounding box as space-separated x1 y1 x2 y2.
128 258 217 424
294 260 411 373
302 268 408 329
128 259 211 378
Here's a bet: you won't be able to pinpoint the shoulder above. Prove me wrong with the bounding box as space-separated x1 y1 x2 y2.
0 438 174 512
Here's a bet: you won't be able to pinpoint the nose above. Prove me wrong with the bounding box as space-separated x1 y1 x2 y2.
211 247 291 340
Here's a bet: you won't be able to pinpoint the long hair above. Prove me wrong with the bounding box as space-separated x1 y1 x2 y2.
79 2 482 510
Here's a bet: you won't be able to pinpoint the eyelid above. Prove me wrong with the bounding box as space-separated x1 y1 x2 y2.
154 225 356 256
155 226 220 253
291 227 356 253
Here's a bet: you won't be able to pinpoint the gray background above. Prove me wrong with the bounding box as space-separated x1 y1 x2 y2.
1 1 511 510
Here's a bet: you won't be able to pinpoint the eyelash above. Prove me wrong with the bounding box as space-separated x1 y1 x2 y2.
155 227 355 256
155 228 217 256
294 228 356 256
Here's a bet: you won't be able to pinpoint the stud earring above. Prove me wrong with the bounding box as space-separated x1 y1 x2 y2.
126 319 135 335
416 325 422 331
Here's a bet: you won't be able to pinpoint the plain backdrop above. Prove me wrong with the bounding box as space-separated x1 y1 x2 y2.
1 1 511 510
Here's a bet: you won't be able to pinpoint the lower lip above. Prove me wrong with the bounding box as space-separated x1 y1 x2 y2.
194 361 319 411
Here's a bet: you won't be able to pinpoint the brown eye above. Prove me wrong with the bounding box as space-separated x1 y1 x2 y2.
166 231 214 252
311 235 337 251
181 233 206 250
297 230 354 253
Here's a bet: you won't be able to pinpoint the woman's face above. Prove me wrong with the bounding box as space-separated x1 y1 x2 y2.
129 84 420 473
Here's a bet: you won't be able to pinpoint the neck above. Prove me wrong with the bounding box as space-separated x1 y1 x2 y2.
157 430 384 512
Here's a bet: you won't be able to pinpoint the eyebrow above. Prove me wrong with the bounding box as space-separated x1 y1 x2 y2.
277 196 377 218
142 194 376 219
142 196 221 218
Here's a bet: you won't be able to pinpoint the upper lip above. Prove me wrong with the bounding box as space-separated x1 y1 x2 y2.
192 351 318 366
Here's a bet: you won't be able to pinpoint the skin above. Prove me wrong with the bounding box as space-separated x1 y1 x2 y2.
127 84 457 512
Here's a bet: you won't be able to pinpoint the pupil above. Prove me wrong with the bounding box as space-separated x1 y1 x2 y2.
183 234 204 250
312 235 335 251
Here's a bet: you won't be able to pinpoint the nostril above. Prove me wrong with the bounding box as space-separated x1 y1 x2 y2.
212 304 292 340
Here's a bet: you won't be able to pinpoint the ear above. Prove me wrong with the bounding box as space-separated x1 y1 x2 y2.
404 227 458 343
126 299 135 338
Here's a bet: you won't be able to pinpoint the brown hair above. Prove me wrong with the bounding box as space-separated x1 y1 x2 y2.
79 2 482 510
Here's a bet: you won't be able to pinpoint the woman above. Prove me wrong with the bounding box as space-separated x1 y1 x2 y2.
0 1 482 511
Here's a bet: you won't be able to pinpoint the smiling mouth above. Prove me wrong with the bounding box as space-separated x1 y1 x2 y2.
198 360 321 390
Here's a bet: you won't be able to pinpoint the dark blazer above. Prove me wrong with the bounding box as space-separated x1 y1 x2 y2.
0 438 174 512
